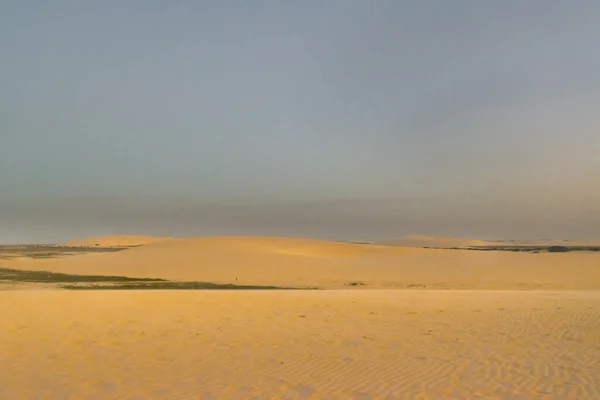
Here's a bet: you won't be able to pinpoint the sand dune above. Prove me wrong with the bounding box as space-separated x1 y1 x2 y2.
383 235 600 248
381 235 489 248
64 234 172 247
6 236 600 290
1 290 599 399
3 235 600 398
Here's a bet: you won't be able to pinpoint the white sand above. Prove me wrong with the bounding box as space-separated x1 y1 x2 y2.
1 290 599 399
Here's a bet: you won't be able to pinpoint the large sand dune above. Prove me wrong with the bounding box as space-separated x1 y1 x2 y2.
6 236 600 290
1 290 599 399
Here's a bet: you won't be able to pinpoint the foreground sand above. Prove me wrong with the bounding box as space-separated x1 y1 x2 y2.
2 290 599 399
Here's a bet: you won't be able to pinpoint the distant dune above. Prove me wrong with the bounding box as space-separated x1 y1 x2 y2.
64 235 173 247
134 236 402 258
7 235 600 290
382 235 600 248
381 235 489 248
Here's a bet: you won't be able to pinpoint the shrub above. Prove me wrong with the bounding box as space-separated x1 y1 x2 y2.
548 246 569 253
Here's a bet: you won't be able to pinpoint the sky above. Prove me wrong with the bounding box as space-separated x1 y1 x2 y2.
1 1 600 243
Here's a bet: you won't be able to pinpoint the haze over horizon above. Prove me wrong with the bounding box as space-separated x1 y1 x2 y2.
2 1 599 243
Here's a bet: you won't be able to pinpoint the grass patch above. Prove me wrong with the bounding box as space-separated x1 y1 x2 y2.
0 245 127 260
0 267 313 290
0 267 165 283
430 245 600 253
61 282 294 290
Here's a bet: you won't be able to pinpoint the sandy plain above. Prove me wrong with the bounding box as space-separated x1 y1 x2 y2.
1 235 600 399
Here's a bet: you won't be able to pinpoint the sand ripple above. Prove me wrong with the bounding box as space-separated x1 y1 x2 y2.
1 290 599 399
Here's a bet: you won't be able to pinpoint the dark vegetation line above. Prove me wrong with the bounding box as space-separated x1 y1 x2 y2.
0 245 127 253
61 282 295 290
0 267 165 283
423 246 600 253
0 246 127 260
0 267 306 290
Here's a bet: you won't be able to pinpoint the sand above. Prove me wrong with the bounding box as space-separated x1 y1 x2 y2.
5 236 600 290
2 235 600 399
382 235 490 248
64 234 173 247
1 290 599 399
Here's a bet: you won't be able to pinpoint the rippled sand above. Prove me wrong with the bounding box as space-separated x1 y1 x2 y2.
2 290 599 399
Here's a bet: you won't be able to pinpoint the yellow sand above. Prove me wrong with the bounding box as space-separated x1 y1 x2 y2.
6 236 600 289
1 290 599 399
64 234 173 247
2 235 600 398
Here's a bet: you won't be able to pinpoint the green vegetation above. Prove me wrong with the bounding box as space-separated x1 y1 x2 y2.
547 246 570 253
61 282 292 290
0 245 126 260
0 267 165 283
431 245 600 253
0 267 308 290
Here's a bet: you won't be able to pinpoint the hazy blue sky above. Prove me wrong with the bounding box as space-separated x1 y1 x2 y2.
2 1 599 243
